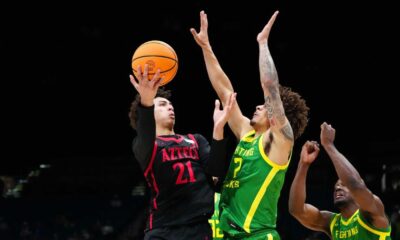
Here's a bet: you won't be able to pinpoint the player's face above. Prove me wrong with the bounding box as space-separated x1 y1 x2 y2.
333 179 353 208
154 97 175 129
250 104 270 129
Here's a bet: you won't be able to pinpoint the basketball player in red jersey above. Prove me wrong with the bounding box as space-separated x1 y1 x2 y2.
128 65 236 240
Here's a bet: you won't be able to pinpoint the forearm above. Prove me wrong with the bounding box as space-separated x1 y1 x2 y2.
213 125 224 140
259 42 290 139
259 42 279 88
133 105 157 168
205 138 228 178
259 42 284 120
289 162 310 215
202 46 234 103
323 144 382 213
323 144 363 188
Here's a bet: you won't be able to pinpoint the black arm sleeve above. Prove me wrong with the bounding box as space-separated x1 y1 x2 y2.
205 138 229 178
193 133 210 166
193 134 229 192
132 104 156 170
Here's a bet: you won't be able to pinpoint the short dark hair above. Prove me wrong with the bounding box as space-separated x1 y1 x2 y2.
280 85 309 140
128 88 172 130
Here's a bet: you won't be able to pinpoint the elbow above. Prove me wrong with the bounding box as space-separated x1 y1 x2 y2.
289 207 296 217
288 199 308 220
288 202 301 217
289 208 308 225
289 209 304 222
289 208 299 218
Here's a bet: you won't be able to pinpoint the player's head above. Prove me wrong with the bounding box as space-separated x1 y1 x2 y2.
153 97 175 130
250 104 270 131
333 179 356 209
250 85 309 140
129 88 172 130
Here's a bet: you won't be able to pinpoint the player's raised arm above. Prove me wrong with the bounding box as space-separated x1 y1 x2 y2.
191 10 252 139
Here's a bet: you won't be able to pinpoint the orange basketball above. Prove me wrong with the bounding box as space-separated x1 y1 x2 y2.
131 40 178 86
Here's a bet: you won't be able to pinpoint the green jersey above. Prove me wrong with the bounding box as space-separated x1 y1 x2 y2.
330 209 391 240
209 192 224 239
219 130 290 238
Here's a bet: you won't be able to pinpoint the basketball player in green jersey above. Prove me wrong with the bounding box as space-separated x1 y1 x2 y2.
191 11 309 239
289 122 392 240
209 192 224 239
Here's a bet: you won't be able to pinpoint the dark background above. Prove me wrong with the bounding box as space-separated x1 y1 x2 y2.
2 1 399 239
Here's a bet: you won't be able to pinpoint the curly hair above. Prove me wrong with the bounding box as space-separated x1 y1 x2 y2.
128 88 172 130
279 85 309 140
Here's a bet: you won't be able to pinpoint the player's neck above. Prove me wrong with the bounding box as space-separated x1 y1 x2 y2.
156 127 175 136
340 204 359 219
254 126 269 138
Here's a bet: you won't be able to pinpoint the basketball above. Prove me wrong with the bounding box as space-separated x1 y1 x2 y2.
131 40 178 86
